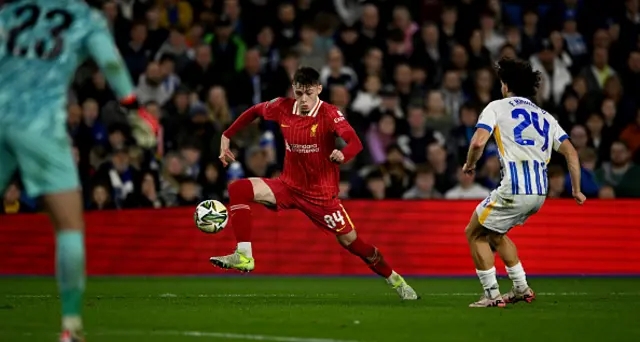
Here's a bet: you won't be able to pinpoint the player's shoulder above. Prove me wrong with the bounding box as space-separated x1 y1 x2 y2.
485 98 513 112
319 102 344 118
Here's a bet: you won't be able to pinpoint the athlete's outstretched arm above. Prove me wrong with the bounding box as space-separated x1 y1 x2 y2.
463 127 491 173
558 140 586 205
84 13 135 102
223 102 269 138
220 101 276 166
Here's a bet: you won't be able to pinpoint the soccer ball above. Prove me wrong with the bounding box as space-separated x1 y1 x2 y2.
194 200 229 234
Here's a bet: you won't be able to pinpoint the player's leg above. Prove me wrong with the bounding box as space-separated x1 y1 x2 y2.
487 233 535 303
308 201 418 300
336 230 419 300
210 177 288 272
465 210 505 307
11 129 86 340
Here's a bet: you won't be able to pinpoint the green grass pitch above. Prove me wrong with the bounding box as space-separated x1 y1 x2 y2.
1 277 639 342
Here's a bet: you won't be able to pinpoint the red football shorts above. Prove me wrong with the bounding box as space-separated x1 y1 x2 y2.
261 178 354 235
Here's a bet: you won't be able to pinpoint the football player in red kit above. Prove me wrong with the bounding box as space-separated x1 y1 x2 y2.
210 67 418 300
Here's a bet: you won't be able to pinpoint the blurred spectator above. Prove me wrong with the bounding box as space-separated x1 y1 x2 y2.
358 47 387 85
158 0 193 31
205 86 233 128
412 22 446 86
205 15 247 78
584 112 609 163
200 162 225 201
296 23 332 72
393 63 414 111
477 146 501 190
550 30 573 70
547 165 568 198
561 17 587 69
335 24 366 68
159 54 181 95
468 29 492 71
441 71 465 124
580 47 617 93
402 164 442 199
558 89 582 130
565 148 600 198
379 144 414 198
469 68 496 109
530 39 572 108
320 47 358 93
160 152 185 206
274 2 299 50
145 6 169 56
521 9 542 59
358 3 385 50
93 147 141 209
180 45 217 96
223 0 243 36
155 28 191 73
620 108 640 159
176 177 201 206
424 90 454 137
392 5 418 55
77 70 116 108
449 102 478 164
596 141 640 197
137 61 172 105
569 124 590 153
1 182 33 214
139 171 164 208
427 143 456 194
351 75 382 118
231 49 267 109
123 21 152 82
88 184 116 211
363 169 386 200
398 105 439 164
366 114 397 165
369 85 404 123
480 12 506 58
445 167 491 199
256 26 280 74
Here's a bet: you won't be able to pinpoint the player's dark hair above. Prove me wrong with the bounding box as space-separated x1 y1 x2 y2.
495 57 541 99
292 67 320 86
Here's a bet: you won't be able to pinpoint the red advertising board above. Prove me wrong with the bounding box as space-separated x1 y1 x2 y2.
1 200 639 276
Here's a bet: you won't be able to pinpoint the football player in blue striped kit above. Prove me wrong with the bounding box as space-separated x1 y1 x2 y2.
0 1 136 340
462 58 586 308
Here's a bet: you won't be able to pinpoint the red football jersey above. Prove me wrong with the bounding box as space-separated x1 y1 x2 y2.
262 97 358 204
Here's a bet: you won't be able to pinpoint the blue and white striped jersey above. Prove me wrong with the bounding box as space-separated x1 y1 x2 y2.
476 97 569 196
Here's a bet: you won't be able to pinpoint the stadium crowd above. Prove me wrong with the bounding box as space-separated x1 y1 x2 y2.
2 0 640 214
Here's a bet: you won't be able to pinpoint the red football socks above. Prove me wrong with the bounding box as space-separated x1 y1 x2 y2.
345 237 393 278
228 179 254 242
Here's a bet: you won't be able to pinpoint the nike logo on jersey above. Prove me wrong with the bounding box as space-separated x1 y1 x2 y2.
281 124 290 127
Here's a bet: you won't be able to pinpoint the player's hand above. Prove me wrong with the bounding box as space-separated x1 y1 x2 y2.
462 163 476 175
572 191 586 205
330 149 345 164
219 135 235 167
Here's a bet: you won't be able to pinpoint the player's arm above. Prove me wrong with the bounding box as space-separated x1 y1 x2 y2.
84 11 136 106
220 99 280 166
329 110 362 164
464 105 496 173
222 101 271 139
554 127 586 205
